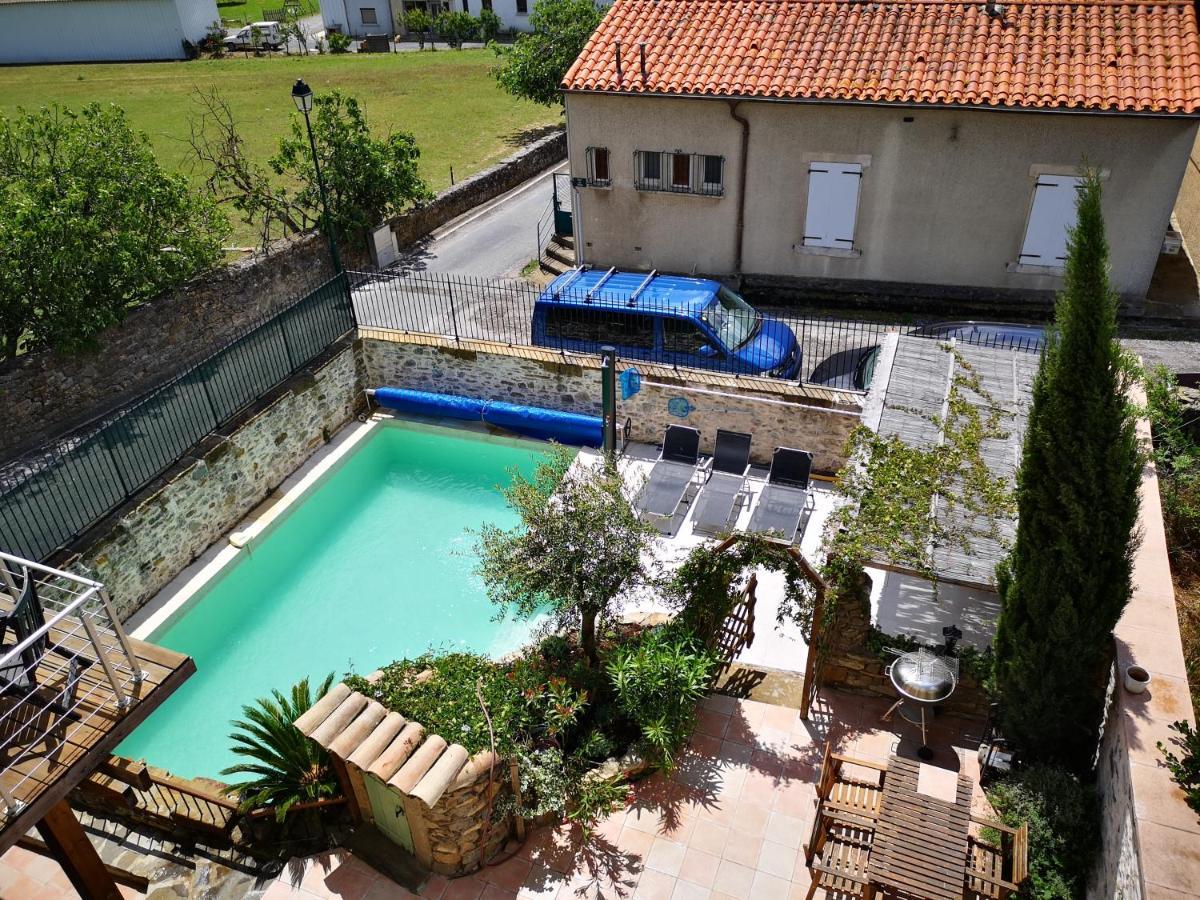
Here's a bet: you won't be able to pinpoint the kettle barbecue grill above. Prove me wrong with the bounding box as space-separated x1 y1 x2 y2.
883 647 959 760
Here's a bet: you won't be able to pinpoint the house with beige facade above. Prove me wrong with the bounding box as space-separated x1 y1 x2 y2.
561 0 1200 308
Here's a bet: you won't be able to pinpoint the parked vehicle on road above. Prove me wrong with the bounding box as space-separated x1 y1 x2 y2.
808 344 881 391
532 268 802 378
224 21 284 51
909 320 1046 351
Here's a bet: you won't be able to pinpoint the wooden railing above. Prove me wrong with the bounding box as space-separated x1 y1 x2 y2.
81 757 240 839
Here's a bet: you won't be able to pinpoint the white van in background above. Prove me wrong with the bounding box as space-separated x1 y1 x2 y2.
224 21 284 51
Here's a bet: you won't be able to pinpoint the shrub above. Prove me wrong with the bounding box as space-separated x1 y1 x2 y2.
493 0 604 105
404 8 433 48
606 625 718 768
435 11 477 48
223 674 340 822
328 30 352 52
986 765 1099 899
478 7 501 42
1159 720 1200 818
1146 364 1200 576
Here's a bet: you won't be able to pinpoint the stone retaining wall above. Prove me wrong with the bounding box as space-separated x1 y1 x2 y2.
1 131 566 463
359 334 861 474
410 754 511 875
64 341 362 620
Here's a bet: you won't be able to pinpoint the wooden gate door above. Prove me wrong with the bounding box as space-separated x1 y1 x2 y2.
363 773 414 853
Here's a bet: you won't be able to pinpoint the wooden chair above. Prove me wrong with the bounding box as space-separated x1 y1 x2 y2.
806 744 886 865
815 742 887 820
964 815 1029 900
805 821 876 900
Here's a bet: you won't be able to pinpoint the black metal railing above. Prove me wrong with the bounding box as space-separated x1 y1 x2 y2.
0 274 354 563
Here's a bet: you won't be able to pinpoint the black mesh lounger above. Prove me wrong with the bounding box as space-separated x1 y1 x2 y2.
692 430 752 534
747 447 814 543
638 425 702 527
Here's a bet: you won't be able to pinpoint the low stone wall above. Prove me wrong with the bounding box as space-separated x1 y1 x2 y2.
359 333 861 474
409 754 511 875
383 131 566 251
1088 401 1200 899
63 341 362 620
1 130 566 464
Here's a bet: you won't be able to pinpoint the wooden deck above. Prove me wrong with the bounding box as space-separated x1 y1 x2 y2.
0 630 194 855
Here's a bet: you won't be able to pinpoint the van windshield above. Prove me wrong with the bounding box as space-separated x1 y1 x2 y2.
702 287 760 349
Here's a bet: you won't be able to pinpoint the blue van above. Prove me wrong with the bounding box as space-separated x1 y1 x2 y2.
531 268 802 379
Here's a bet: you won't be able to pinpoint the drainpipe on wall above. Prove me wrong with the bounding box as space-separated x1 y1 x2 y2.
726 99 750 278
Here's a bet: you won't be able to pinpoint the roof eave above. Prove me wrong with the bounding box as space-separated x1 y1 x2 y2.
560 88 1200 119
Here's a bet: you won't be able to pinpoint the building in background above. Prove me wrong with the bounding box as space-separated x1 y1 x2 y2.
0 0 218 63
562 0 1200 308
319 0 398 37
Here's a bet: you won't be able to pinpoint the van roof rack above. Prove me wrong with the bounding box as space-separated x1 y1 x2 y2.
628 270 657 306
553 265 589 301
585 267 617 303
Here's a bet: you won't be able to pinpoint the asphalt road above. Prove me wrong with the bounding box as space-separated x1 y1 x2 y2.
373 163 565 277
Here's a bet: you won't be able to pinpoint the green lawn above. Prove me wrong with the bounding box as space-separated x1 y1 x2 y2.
216 0 314 26
0 52 560 244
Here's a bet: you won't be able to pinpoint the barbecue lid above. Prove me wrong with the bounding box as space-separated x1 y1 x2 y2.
889 648 958 703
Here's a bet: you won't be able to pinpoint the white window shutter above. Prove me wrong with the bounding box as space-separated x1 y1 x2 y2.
803 163 862 248
1019 175 1082 265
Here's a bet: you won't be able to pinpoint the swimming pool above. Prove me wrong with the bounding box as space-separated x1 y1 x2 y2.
119 420 556 779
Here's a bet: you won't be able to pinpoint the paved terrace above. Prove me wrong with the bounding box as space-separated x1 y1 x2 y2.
264 690 990 900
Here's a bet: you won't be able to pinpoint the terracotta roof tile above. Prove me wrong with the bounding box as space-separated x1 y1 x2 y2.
563 0 1200 114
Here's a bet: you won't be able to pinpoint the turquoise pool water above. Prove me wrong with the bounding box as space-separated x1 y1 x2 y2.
119 421 555 779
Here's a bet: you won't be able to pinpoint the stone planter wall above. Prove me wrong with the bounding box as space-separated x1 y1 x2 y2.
359 333 862 474
411 754 512 875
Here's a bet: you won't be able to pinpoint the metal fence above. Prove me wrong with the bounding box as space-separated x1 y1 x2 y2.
0 274 355 563
350 269 898 387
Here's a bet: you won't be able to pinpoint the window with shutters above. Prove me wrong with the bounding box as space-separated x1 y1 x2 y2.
584 147 610 187
802 162 862 250
634 151 724 196
1018 175 1082 268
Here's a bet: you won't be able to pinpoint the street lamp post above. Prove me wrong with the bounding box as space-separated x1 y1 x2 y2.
291 78 342 274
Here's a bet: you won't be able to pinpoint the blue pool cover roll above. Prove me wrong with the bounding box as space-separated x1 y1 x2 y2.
373 388 603 447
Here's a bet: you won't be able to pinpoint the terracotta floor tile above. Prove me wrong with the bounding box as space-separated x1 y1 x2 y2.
696 800 736 827
718 741 755 766
670 880 712 900
750 870 791 900
721 830 762 868
659 813 697 844
734 699 770 727
479 887 517 900
441 877 486 900
626 806 665 835
482 857 534 892
756 841 796 881
773 781 816 819
634 869 677 900
696 709 730 739
646 839 687 877
703 694 737 716
688 732 724 757
517 865 564 900
364 879 420 900
765 812 806 850
712 860 755 897
421 874 450 898
689 820 729 857
731 800 772 836
619 824 657 858
678 848 721 889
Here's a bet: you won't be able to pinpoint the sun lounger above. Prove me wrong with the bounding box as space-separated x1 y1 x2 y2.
638 425 702 530
692 430 752 534
747 447 813 543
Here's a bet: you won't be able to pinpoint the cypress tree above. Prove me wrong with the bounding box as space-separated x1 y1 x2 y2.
993 171 1141 772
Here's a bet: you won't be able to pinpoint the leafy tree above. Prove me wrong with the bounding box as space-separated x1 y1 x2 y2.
493 0 604 106
223 673 340 822
271 90 433 241
328 30 352 52
0 104 227 361
475 448 659 666
993 171 1141 772
403 7 433 49
435 10 477 48
478 7 502 42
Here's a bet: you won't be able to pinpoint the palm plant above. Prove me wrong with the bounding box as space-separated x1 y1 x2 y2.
222 673 340 822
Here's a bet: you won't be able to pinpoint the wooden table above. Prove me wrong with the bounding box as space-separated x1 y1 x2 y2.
867 754 973 900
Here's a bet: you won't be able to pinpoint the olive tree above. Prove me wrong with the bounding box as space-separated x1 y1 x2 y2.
0 104 227 360
475 448 659 666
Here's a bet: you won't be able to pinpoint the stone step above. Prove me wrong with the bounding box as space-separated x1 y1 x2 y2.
554 233 575 251
544 243 575 268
